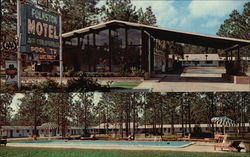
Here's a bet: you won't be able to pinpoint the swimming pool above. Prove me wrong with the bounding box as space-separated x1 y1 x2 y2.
16 140 194 148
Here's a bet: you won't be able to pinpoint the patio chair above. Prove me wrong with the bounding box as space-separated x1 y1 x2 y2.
0 137 7 146
214 134 223 143
80 134 96 140
214 141 244 152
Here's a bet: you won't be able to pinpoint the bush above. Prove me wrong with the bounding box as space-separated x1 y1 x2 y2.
0 83 18 93
21 78 61 92
66 76 110 92
227 61 246 76
130 67 145 77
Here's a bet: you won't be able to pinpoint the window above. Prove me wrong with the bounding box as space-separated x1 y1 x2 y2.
71 37 78 46
16 130 19 133
96 29 109 47
128 29 141 45
27 130 30 133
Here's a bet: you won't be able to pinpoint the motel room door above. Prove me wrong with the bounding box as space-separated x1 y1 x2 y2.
10 130 13 138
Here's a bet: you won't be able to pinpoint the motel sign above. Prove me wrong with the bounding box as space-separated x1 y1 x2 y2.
16 0 63 88
20 3 60 60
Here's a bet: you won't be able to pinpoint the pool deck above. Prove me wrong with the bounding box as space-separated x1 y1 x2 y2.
6 142 246 153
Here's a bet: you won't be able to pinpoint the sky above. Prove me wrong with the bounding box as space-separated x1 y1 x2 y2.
98 0 247 35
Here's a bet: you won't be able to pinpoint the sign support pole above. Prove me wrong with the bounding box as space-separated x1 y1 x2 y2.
0 0 2 91
17 0 21 89
59 14 63 85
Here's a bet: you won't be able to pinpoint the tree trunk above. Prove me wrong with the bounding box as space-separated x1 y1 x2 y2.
171 111 174 134
160 108 163 138
125 103 129 137
34 99 38 140
211 94 215 137
188 103 191 134
84 101 87 134
144 107 147 137
181 100 184 137
133 101 136 140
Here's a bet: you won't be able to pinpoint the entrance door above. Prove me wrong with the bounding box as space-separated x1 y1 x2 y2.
10 130 13 138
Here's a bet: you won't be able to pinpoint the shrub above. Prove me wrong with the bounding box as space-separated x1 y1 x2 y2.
66 76 109 92
130 67 145 77
227 61 246 76
21 78 61 92
0 83 18 93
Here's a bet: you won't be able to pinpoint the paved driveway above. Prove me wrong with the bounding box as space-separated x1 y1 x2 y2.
134 67 249 92
181 67 226 77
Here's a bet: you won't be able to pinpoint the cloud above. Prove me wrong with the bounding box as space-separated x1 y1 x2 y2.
97 0 245 34
132 1 179 27
188 0 245 18
201 19 221 28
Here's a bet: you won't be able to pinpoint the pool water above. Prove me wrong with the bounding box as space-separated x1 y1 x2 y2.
17 140 194 148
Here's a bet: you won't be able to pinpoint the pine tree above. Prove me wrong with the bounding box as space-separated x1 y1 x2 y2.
61 0 100 33
138 6 157 26
102 0 157 26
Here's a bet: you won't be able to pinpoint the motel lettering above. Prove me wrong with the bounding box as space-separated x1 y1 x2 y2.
28 19 59 39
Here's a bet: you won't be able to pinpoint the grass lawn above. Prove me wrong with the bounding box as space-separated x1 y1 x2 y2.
109 81 142 89
0 147 248 157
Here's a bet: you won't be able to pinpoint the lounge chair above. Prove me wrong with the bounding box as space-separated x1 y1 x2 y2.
80 134 96 140
63 134 72 140
214 134 223 143
0 137 7 146
214 141 244 152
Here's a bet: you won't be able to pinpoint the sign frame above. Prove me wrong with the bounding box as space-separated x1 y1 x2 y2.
20 2 60 61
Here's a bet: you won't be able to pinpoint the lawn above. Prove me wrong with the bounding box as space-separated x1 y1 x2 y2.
109 81 142 89
0 147 248 157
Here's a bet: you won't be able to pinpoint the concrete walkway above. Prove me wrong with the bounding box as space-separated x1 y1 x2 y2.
7 142 245 153
134 67 249 92
134 79 249 92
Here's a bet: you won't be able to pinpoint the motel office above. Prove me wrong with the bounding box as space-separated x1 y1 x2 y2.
2 123 249 138
60 20 250 75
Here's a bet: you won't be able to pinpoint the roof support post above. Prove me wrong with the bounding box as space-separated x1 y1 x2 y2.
93 32 96 72
140 29 143 70
125 27 128 71
109 28 112 72
87 35 90 72
230 50 233 61
144 31 152 73
148 35 151 73
237 46 240 72
225 51 228 73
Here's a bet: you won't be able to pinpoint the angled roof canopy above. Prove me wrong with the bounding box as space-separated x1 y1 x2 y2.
62 20 250 50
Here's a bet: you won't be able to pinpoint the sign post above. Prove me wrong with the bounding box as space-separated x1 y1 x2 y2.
0 0 2 90
17 0 21 89
59 15 63 85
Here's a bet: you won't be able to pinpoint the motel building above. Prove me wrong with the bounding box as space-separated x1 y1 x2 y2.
180 54 221 67
1 123 250 138
60 20 250 76
6 20 249 77
180 54 250 67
